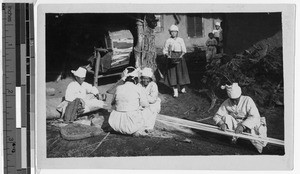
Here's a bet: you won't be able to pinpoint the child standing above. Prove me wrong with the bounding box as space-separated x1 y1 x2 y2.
206 33 218 63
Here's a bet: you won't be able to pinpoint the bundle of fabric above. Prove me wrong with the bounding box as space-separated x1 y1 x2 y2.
63 98 84 122
46 98 62 120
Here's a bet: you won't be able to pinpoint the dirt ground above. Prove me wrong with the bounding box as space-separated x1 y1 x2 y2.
46 61 285 157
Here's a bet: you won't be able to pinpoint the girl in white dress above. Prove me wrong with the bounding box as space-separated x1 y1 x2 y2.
138 67 161 131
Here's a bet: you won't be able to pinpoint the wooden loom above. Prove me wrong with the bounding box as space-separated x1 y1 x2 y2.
156 114 284 147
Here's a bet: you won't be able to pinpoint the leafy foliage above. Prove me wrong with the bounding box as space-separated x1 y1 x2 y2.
202 47 283 107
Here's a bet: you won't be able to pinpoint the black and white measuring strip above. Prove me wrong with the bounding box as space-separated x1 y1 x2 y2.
2 3 35 174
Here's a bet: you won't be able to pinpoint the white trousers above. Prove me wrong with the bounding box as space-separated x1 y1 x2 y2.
57 94 105 116
222 115 268 153
144 98 161 130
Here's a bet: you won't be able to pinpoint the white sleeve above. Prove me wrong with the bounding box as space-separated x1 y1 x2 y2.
90 86 99 95
180 38 187 53
242 97 261 129
83 82 99 95
147 82 159 104
65 82 77 102
213 100 229 125
163 39 170 55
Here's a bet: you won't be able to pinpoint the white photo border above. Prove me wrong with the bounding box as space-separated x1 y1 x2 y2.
36 3 295 170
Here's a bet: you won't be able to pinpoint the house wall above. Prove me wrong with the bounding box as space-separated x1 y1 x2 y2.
154 13 282 55
154 14 221 53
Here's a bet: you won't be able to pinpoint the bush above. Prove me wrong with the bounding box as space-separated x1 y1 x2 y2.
202 47 283 107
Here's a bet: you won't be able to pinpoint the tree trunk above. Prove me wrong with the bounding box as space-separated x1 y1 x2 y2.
141 18 157 71
134 15 157 71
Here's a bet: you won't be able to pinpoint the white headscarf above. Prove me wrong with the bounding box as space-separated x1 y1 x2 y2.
169 25 179 32
121 67 140 81
71 67 87 78
221 83 242 99
141 67 153 79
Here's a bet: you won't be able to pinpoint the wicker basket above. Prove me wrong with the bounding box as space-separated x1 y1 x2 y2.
60 123 103 141
169 52 182 65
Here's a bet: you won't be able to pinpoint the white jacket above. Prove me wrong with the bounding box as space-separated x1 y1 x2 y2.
213 95 261 129
65 81 99 102
114 82 149 112
163 37 187 55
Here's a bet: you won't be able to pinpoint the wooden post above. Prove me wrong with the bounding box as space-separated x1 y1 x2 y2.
134 15 158 71
94 50 101 86
135 19 144 68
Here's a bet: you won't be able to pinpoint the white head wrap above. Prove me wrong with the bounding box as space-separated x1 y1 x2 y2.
127 70 139 77
221 83 242 99
169 25 179 32
215 21 221 26
141 67 153 78
121 67 140 80
71 67 87 78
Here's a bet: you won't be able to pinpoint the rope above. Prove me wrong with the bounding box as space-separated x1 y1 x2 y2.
88 132 110 156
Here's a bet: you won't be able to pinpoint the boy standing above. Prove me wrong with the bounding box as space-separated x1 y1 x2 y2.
205 32 218 63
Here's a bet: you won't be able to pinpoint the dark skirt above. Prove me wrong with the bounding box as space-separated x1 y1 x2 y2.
161 53 191 87
215 37 221 53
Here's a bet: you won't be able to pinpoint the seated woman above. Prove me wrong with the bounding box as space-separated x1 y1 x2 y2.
106 66 136 94
57 67 106 118
108 67 154 136
138 67 161 131
213 83 267 153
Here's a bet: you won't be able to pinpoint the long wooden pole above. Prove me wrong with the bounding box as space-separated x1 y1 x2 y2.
94 49 101 86
135 18 144 68
157 114 284 147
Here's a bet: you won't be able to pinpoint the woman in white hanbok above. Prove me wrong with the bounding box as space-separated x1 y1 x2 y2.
213 83 268 153
138 67 161 130
57 67 105 116
108 68 153 136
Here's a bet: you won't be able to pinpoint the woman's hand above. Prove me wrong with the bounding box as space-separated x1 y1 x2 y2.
218 121 227 131
220 123 227 131
180 53 185 58
80 99 85 108
235 123 245 134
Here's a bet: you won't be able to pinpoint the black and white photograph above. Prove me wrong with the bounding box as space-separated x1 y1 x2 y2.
36 3 295 170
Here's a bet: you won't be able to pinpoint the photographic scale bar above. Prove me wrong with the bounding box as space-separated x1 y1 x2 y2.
2 3 35 174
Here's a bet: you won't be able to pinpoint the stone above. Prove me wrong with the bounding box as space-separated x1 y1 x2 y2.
91 115 105 128
46 88 56 96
